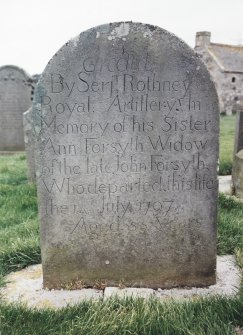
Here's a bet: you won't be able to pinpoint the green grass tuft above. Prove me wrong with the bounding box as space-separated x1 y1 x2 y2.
0 297 242 335
218 193 243 255
0 154 40 277
0 136 242 334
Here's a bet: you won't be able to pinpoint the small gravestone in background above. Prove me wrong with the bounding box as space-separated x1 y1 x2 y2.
232 108 243 197
33 22 219 289
0 65 34 151
23 108 36 182
232 150 243 197
233 109 243 156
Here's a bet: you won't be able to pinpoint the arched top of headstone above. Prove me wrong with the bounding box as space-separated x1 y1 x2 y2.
33 22 219 289
0 65 31 83
46 22 199 62
36 22 216 97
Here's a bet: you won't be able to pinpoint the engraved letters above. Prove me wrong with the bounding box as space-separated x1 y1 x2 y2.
38 46 215 237
35 23 219 288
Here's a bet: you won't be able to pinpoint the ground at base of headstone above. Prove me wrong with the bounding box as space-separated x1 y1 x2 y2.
235 327 243 335
0 255 240 310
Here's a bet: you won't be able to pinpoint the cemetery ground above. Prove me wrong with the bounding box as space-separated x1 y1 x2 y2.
0 115 242 335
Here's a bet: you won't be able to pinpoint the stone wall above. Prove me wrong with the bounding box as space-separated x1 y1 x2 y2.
195 32 243 115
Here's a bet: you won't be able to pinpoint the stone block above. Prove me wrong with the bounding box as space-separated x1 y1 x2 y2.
104 287 154 299
232 149 243 197
32 22 219 289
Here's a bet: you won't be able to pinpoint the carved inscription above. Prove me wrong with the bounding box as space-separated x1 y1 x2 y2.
36 46 216 242
34 23 220 289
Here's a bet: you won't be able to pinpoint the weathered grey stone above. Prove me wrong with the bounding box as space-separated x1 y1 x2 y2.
104 287 154 300
33 22 219 289
232 111 243 196
218 175 232 195
0 264 102 310
155 255 241 299
234 110 243 156
232 149 243 197
0 65 33 150
23 108 36 182
1 256 240 309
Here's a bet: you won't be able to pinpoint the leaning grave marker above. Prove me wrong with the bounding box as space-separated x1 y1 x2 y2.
23 108 36 182
0 65 33 151
33 22 219 289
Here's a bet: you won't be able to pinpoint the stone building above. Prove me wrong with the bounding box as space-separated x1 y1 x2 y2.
195 32 243 115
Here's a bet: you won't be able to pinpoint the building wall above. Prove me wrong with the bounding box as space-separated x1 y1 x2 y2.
195 32 243 115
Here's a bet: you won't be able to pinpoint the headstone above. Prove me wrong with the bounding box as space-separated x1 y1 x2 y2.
33 22 219 289
232 150 243 197
23 108 36 182
0 65 33 150
232 109 243 196
233 110 243 156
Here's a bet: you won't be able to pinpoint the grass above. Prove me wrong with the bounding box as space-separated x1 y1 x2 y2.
218 193 243 257
219 114 236 175
0 297 242 335
0 154 40 282
0 135 242 334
